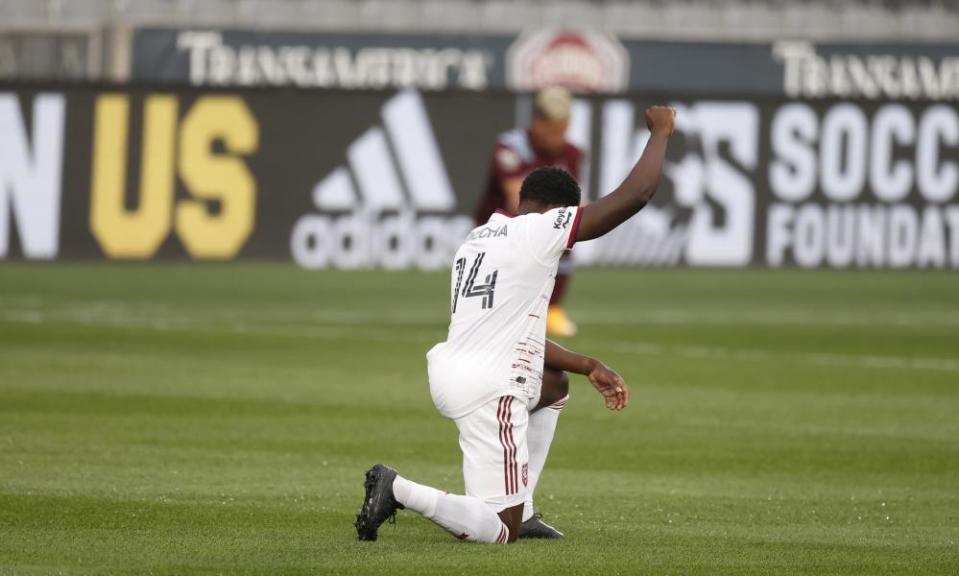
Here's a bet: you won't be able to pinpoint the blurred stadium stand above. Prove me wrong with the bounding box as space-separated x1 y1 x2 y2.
1 0 958 80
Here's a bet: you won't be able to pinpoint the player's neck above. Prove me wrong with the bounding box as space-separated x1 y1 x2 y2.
517 201 563 216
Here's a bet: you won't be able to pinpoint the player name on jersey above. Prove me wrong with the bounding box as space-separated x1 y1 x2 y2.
467 224 508 241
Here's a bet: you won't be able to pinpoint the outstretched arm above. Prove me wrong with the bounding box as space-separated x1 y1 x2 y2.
576 106 676 242
545 339 629 411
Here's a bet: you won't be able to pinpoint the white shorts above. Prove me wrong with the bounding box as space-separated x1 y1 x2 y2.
453 395 529 512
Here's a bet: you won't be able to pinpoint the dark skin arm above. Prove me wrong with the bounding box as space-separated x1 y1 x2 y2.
576 106 676 242
498 341 628 539
499 340 629 542
545 339 629 411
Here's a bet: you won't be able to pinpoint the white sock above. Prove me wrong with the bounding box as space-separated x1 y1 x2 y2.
393 474 443 516
393 475 510 543
522 395 567 522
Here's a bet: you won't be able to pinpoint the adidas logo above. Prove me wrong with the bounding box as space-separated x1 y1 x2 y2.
291 90 473 270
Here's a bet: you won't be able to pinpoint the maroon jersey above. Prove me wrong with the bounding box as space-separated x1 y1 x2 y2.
475 128 584 224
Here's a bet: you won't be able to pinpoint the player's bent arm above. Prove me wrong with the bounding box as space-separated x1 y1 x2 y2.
545 340 629 411
575 106 676 242
545 339 594 375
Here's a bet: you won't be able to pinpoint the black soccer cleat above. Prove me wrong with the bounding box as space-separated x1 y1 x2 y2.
354 464 404 541
518 513 565 540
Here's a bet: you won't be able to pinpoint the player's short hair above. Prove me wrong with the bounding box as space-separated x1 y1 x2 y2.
519 166 581 208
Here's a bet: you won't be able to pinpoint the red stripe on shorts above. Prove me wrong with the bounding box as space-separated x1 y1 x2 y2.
497 397 512 495
504 396 517 494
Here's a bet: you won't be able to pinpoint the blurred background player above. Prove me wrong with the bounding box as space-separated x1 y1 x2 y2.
474 86 584 337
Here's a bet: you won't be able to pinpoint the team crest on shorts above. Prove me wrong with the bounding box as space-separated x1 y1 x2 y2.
522 463 529 487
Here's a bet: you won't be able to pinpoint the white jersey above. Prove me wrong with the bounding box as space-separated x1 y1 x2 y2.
427 206 584 419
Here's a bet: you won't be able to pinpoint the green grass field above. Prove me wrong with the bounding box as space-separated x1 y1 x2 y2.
1 264 957 575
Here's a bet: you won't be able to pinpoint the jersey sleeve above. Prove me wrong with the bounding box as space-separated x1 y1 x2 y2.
491 142 526 181
522 206 585 265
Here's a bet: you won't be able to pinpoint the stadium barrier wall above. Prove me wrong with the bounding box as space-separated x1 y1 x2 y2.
130 27 959 101
1 84 957 269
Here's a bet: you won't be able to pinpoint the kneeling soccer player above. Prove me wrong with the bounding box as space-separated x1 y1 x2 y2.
355 106 676 544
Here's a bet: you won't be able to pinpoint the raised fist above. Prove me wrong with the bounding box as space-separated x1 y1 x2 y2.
645 106 677 136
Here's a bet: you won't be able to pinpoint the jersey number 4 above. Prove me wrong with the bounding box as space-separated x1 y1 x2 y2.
452 252 498 313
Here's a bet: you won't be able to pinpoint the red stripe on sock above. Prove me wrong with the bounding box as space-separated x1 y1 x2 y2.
548 394 569 411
